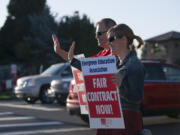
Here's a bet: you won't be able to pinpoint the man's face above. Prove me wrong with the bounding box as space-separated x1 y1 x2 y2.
95 23 109 49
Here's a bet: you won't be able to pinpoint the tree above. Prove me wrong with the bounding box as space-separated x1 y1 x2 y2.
22 7 59 66
0 15 31 63
0 0 59 68
57 12 101 57
8 0 46 18
0 0 47 64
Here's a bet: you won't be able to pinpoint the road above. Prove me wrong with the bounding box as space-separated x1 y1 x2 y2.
0 100 180 135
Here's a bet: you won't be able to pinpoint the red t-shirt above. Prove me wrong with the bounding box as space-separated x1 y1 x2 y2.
91 48 112 57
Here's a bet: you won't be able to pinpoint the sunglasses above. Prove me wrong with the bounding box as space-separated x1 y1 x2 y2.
96 31 107 36
108 35 123 43
108 36 117 43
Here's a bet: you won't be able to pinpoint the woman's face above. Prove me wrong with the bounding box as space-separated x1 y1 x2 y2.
107 32 122 56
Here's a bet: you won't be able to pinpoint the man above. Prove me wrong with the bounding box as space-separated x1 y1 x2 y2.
52 18 116 65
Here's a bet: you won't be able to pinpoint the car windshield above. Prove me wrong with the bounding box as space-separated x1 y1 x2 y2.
41 64 64 75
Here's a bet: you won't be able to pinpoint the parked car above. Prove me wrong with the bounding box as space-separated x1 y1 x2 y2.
48 77 72 105
14 63 72 104
66 60 180 123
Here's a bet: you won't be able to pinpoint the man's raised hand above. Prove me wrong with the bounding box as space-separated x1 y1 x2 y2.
68 41 75 62
52 34 62 54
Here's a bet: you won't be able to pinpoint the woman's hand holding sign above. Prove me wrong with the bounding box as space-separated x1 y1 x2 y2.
112 73 123 88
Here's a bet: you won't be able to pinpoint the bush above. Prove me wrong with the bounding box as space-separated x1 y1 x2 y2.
0 89 15 99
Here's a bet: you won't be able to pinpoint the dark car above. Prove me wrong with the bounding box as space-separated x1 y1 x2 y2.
66 60 180 123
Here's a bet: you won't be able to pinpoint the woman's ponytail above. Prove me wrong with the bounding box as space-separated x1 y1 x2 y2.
134 35 144 49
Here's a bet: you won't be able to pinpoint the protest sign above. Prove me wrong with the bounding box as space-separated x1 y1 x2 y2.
71 54 88 114
81 56 124 129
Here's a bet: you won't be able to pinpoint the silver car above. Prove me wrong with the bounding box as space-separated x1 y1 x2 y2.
48 77 72 105
14 63 72 104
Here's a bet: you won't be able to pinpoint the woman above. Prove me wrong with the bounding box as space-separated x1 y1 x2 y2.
97 24 144 135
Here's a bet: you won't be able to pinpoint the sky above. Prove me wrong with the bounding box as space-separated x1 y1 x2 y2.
0 0 180 41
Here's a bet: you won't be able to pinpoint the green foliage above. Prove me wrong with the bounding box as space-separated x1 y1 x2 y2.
14 42 32 61
24 7 59 66
0 0 100 71
0 90 15 99
8 0 46 18
0 0 60 67
141 43 147 59
0 0 47 65
58 12 101 57
152 44 161 53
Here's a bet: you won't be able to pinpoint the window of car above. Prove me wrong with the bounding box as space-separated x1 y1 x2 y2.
61 66 72 77
162 66 180 81
144 64 166 81
41 64 64 75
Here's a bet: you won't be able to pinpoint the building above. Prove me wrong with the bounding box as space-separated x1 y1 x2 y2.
142 31 180 65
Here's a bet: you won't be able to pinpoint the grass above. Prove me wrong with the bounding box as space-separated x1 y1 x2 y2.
0 89 16 99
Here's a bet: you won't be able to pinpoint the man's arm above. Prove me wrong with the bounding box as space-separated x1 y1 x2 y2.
52 34 71 61
70 58 82 71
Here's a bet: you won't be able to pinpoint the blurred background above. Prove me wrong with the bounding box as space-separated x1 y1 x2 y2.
0 1 180 135
0 0 180 97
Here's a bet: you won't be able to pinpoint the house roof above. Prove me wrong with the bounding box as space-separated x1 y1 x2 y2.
146 31 180 43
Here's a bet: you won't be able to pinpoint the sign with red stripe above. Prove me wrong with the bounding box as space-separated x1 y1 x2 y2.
81 56 125 129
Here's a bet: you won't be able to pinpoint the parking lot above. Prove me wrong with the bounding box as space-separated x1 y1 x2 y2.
0 100 179 135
